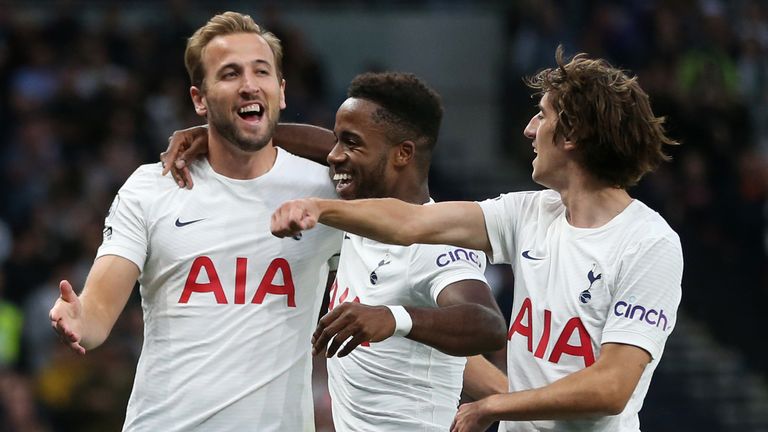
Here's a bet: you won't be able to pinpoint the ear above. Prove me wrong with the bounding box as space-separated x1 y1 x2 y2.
190 86 207 117
392 140 415 168
561 135 577 151
279 78 287 110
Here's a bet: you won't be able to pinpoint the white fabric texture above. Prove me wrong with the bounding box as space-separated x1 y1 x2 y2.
327 231 489 432
479 190 683 432
97 149 342 432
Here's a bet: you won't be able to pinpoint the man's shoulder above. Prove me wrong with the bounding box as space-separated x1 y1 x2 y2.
277 147 329 174
120 162 178 196
274 148 334 197
626 200 680 245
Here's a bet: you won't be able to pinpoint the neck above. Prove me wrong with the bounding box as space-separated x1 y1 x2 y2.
389 179 430 205
207 130 277 179
557 174 632 228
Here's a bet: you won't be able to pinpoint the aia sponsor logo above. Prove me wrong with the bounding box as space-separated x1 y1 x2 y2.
613 298 670 331
507 297 595 367
436 248 481 268
179 256 297 306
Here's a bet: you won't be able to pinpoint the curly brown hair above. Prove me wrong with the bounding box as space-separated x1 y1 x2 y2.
526 46 678 188
185 11 283 89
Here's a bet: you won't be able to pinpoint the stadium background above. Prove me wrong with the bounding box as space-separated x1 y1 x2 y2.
1 0 767 431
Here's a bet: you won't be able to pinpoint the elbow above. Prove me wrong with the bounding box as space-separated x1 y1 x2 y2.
489 315 508 351
448 311 507 356
595 383 632 416
478 308 508 353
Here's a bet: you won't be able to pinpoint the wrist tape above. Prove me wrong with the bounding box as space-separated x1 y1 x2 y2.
385 305 413 337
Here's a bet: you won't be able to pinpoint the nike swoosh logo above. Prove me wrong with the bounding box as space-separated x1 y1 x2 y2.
522 250 544 260
175 217 205 227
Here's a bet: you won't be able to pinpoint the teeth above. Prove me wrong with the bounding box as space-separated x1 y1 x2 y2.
333 173 351 181
239 104 262 114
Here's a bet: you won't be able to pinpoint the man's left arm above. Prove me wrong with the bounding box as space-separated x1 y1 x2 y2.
313 279 507 358
451 343 650 432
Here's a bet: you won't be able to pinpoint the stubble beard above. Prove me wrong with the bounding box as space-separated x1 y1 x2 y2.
209 107 279 153
353 154 389 200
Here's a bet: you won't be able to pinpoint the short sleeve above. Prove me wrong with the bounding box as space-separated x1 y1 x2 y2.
96 166 157 270
477 193 519 265
407 243 489 306
601 236 683 359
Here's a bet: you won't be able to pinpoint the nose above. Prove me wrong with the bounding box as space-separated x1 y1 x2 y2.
239 73 260 98
327 142 346 166
523 116 537 139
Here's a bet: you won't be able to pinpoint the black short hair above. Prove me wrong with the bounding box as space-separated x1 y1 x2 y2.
347 72 443 157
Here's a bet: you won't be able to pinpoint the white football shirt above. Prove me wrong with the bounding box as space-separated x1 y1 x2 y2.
97 148 342 432
478 190 682 432
327 225 489 431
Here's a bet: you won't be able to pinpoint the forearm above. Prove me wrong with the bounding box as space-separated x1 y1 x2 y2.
78 256 139 350
316 198 421 245
77 293 118 349
274 123 334 165
463 354 508 400
406 304 506 356
477 345 649 421
315 198 490 252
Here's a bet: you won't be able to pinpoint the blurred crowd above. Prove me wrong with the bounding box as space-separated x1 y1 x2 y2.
0 1 767 431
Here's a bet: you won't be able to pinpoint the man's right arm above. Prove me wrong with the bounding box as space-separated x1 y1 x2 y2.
162 123 335 187
271 198 493 256
49 255 139 354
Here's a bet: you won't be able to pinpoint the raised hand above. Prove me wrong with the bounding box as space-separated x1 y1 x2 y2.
270 199 321 238
49 280 86 355
160 125 209 189
312 302 396 358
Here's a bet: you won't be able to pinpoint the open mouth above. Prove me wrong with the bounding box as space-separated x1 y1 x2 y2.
238 103 264 122
332 172 354 196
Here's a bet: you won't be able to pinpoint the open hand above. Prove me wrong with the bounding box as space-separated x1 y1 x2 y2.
49 280 86 355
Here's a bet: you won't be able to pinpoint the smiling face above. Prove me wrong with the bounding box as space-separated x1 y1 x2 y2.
190 32 286 152
328 98 395 200
524 92 569 188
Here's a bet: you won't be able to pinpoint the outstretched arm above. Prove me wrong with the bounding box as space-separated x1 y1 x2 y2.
161 123 335 188
271 198 493 256
49 255 140 354
450 343 651 432
312 279 506 358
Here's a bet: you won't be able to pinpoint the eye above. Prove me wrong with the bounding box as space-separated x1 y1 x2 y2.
222 71 238 79
536 113 544 120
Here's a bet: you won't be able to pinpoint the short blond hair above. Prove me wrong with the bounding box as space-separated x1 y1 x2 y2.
184 11 283 88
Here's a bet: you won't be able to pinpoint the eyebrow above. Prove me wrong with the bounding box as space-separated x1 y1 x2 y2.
216 59 273 73
337 130 362 142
